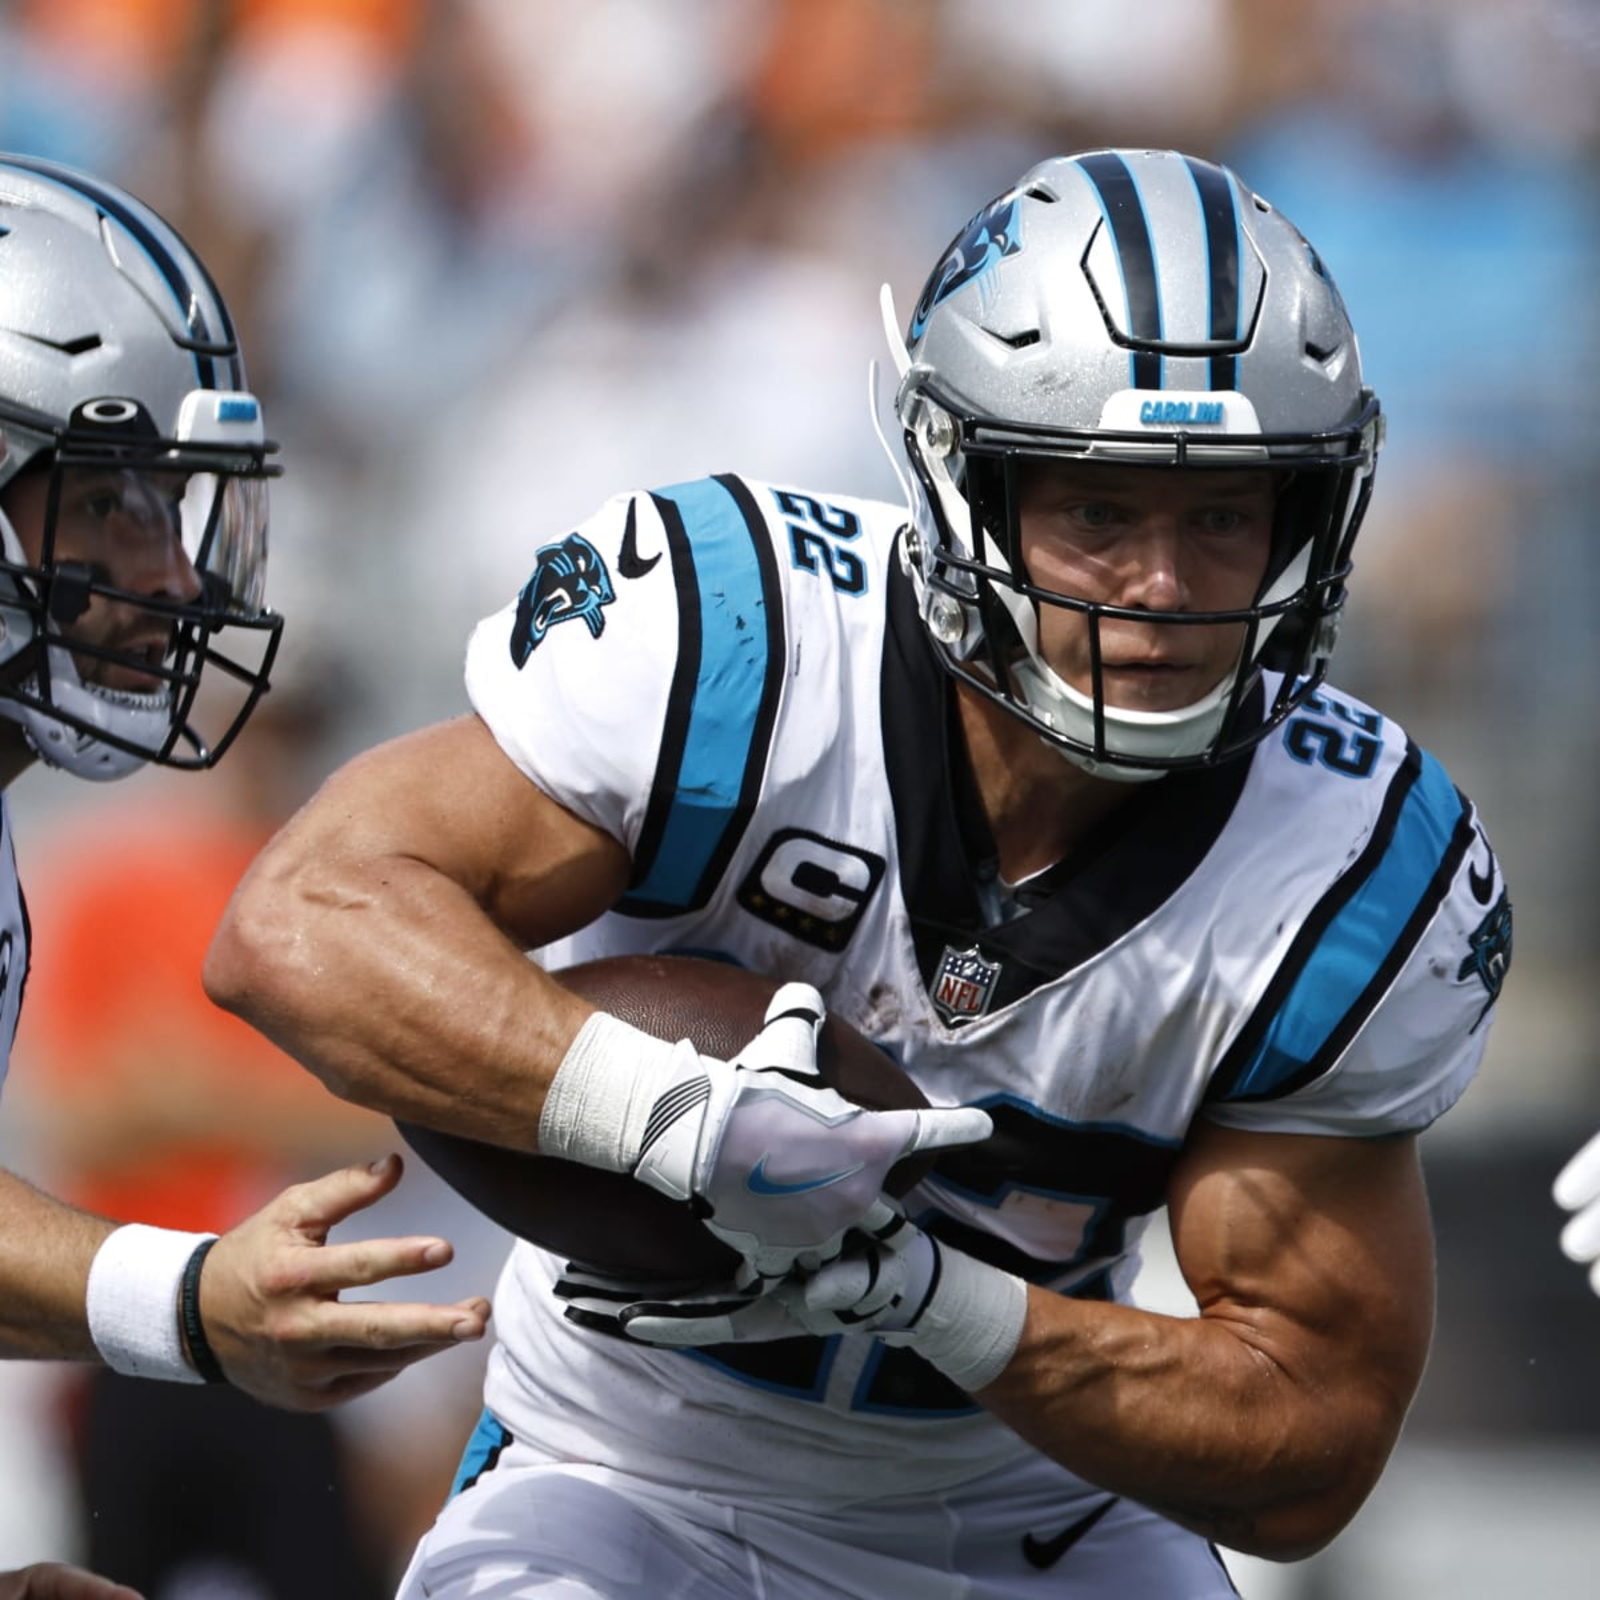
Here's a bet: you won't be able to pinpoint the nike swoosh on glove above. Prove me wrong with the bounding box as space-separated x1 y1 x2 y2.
540 982 993 1279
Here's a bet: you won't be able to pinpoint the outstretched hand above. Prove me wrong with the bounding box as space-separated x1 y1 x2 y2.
634 983 992 1279
1555 1129 1600 1296
199 1152 491 1411
0 1564 142 1599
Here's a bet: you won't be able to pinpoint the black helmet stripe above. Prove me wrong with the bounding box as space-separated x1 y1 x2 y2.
0 155 237 390
1182 156 1244 392
1073 151 1162 390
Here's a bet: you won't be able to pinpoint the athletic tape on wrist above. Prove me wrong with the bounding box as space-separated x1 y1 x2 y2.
86 1224 219 1384
540 1011 686 1173
890 1243 1028 1393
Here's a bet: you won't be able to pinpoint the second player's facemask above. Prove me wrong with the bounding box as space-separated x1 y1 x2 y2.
0 405 279 778
0 155 283 780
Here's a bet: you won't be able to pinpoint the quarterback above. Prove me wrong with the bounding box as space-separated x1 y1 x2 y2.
209 150 1509 1596
0 158 490 1600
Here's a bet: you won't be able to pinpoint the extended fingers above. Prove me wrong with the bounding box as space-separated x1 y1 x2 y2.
256 1324 490 1413
1560 1203 1600 1265
737 982 826 1076
269 1153 413 1242
290 1233 469 1296
292 1295 491 1352
902 1105 993 1158
1554 1129 1600 1213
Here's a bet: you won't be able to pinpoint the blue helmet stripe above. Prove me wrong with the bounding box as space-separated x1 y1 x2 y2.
1182 155 1243 392
1213 745 1473 1102
0 154 238 390
622 475 785 915
1074 152 1162 390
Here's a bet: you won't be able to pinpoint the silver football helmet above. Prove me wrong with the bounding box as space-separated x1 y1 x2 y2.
880 148 1383 779
0 154 281 780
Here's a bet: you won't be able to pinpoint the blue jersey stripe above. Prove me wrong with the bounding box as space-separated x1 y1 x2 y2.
448 1408 512 1499
624 477 779 912
1221 749 1467 1100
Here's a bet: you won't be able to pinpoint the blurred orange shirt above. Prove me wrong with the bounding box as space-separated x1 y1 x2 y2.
17 809 355 1232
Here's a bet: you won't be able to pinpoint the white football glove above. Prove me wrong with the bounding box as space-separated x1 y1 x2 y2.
1554 1128 1600 1296
540 981 993 1278
553 1260 802 1345
624 1216 1030 1394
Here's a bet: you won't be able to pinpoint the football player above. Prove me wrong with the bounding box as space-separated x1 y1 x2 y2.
0 156 490 1599
208 150 1509 1596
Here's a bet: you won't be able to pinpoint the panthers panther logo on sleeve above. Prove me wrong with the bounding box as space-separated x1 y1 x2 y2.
509 534 616 667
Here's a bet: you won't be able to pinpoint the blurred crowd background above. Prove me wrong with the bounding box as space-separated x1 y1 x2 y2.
0 0 1594 1595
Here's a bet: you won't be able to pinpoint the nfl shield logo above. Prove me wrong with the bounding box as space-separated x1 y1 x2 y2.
932 945 1000 1024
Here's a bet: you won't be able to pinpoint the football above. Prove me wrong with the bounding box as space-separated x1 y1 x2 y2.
395 953 931 1282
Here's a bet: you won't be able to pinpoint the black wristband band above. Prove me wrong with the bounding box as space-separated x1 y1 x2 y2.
179 1236 228 1384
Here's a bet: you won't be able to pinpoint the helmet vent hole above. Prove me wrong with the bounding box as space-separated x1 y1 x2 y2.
1024 186 1058 204
1306 339 1339 362
994 329 1041 350
19 331 101 356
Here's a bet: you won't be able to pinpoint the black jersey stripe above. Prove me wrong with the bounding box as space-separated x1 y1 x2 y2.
1183 155 1244 391
2 155 239 389
625 492 701 906
1074 151 1162 389
621 476 785 916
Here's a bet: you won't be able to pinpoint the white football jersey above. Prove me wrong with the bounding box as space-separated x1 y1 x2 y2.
463 474 1509 1505
0 798 29 1101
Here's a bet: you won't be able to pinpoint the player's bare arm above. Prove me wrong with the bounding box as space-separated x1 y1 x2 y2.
0 1166 116 1359
974 1122 1433 1562
207 713 989 1277
205 711 629 1148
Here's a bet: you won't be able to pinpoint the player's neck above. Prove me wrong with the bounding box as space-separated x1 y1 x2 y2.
955 685 1134 883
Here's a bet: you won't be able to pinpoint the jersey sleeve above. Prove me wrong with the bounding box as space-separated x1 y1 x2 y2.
465 490 676 850
1204 799 1510 1139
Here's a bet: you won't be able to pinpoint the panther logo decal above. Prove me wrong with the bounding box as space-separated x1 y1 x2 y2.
909 193 1022 342
1457 889 1512 1032
509 534 615 667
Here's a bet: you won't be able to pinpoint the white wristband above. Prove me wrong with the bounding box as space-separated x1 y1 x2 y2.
888 1244 1028 1393
86 1224 217 1383
539 1012 686 1174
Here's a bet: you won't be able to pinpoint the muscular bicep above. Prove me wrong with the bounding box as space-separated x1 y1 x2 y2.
205 713 630 1138
1170 1120 1435 1430
264 712 629 947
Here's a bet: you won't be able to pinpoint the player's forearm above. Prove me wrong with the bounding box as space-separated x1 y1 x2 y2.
0 1167 113 1360
976 1288 1403 1561
204 848 593 1150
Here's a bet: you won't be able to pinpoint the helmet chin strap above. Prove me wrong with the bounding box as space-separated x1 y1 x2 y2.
1011 654 1235 781
1001 543 1313 780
